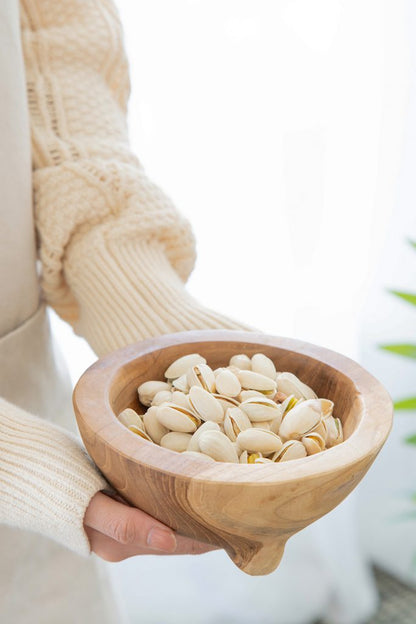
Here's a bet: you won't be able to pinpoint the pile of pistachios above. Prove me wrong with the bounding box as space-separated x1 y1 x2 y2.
117 353 343 464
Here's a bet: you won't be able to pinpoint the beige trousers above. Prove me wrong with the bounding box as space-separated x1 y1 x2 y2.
0 2 124 622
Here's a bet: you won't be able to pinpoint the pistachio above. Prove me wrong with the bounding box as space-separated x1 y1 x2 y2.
281 394 300 415
128 425 153 442
137 381 171 407
198 430 239 463
151 390 173 406
276 372 317 401
223 406 252 442
229 354 252 370
238 370 277 395
164 353 206 380
274 391 288 403
172 373 189 393
118 408 144 430
160 432 193 452
214 369 241 397
320 398 334 419
181 450 216 462
170 390 193 411
156 403 201 433
279 399 322 441
272 440 307 462
326 416 343 447
143 406 169 444
252 421 272 430
239 450 248 464
188 386 224 423
254 457 274 464
251 353 277 380
247 452 263 463
237 390 265 402
212 393 240 414
237 429 283 454
302 432 325 455
239 396 283 424
187 420 221 452
187 364 216 393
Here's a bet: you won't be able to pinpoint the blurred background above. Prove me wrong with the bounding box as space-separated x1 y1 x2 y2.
50 0 416 622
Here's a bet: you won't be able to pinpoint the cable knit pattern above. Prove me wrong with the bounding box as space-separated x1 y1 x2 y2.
20 0 196 325
0 398 108 555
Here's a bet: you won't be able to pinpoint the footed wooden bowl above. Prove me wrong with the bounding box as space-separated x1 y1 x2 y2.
73 330 392 576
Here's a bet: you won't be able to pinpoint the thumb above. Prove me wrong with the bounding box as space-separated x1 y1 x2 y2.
84 491 177 553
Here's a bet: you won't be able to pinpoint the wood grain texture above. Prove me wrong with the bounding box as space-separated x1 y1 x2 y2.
72 330 393 575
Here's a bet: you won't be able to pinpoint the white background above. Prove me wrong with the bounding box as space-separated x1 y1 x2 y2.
51 1 416 622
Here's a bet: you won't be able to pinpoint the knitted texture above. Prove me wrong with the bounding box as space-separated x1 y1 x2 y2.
0 397 108 556
20 0 196 326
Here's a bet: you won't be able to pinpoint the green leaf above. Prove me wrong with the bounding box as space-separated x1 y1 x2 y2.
405 434 416 445
389 290 416 307
380 344 416 359
394 397 416 410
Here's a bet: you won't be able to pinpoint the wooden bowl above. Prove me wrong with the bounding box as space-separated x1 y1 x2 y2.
73 330 392 576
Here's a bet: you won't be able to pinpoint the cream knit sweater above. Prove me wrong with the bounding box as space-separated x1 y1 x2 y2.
0 0 247 556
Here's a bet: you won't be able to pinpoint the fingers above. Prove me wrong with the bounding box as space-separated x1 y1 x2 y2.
84 492 176 553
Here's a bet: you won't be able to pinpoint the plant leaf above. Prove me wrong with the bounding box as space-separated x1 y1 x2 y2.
380 344 416 359
394 397 416 410
389 290 416 307
405 434 416 445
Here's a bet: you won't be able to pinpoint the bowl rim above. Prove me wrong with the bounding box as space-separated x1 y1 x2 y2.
73 330 393 485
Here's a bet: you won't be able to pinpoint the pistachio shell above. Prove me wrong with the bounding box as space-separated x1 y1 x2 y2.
238 370 277 394
187 364 216 393
151 390 173 406
302 432 325 455
229 354 252 370
326 416 344 447
276 372 317 400
254 457 274 464
281 394 300 415
272 440 307 462
320 398 334 419
160 432 193 452
137 381 171 407
181 451 216 462
237 390 265 402
224 407 253 442
212 393 240 414
143 406 169 444
239 396 283 423
118 408 144 430
128 425 153 442
156 403 201 433
251 353 277 380
172 374 189 393
198 430 239 463
187 420 221 452
252 421 272 430
239 450 248 464
312 419 328 441
188 386 224 423
247 452 263 463
279 399 322 441
164 353 206 379
170 390 193 411
236 429 283 454
214 369 241 397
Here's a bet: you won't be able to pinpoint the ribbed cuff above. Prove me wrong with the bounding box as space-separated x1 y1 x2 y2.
65 235 254 357
0 398 108 556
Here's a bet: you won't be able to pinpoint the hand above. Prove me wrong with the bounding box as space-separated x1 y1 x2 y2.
84 491 218 562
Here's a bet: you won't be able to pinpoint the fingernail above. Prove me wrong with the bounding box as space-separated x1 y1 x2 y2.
147 527 177 552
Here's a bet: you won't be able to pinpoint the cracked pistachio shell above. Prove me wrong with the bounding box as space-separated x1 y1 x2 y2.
198 430 239 463
181 451 216 462
326 416 344 447
239 396 283 423
272 440 307 462
164 353 206 380
214 369 241 398
188 386 224 423
276 372 317 401
170 390 193 411
239 450 248 464
143 406 169 444
251 353 277 380
223 406 252 442
137 381 171 407
229 354 252 370
172 373 189 393
118 408 144 430
128 425 153 442
254 457 274 464
156 403 201 433
187 364 216 393
160 432 193 452
151 390 173 406
281 394 301 415
237 390 265 402
320 398 334 419
238 370 277 395
302 432 326 455
237 428 283 454
279 399 322 441
212 393 240 414
187 420 221 452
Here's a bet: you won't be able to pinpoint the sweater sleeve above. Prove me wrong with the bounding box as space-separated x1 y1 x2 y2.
0 397 108 555
20 0 249 358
